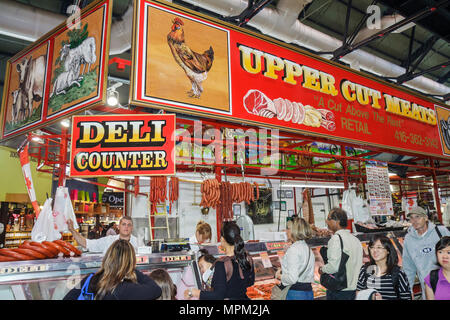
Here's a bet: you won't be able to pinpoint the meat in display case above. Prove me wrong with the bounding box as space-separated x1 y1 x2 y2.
0 251 199 300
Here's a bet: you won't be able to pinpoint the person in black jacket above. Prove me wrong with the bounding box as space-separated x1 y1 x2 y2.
184 221 255 300
63 239 162 300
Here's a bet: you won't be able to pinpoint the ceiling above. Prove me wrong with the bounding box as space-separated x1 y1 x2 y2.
0 0 449 190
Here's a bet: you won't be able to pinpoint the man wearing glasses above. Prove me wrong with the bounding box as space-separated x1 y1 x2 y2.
402 206 449 299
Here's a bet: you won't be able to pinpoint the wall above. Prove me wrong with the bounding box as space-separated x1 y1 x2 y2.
0 146 53 204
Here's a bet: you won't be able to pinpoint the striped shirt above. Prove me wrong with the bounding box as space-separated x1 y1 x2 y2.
357 266 412 300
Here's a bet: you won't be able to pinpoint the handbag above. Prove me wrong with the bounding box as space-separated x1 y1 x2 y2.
271 245 312 300
319 234 349 291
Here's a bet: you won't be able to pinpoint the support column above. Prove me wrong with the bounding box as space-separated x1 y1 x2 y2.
430 158 442 224
340 145 349 190
58 127 69 187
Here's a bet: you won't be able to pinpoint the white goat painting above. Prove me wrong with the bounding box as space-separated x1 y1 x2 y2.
50 36 97 97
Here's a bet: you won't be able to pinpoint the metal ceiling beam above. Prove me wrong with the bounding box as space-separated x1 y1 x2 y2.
327 0 448 61
222 0 275 27
437 70 450 83
397 59 450 84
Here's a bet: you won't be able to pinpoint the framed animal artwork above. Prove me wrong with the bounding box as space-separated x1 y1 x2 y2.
131 0 231 115
0 0 113 141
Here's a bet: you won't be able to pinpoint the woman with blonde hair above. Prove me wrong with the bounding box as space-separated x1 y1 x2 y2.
275 217 315 300
63 240 161 300
149 269 177 300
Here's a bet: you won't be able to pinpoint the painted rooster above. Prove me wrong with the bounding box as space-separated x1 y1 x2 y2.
167 17 214 98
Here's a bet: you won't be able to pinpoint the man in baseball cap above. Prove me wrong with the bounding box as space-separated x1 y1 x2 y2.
402 206 449 299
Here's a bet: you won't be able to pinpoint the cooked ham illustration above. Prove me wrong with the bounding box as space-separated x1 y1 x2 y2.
243 89 277 118
242 89 335 131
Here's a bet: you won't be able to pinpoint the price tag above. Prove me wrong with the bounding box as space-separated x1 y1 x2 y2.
0 264 49 275
137 256 149 264
259 252 273 268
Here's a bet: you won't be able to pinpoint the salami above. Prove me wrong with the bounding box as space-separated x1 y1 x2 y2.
33 241 59 256
20 242 56 258
15 248 46 259
321 119 336 131
0 248 35 260
43 241 70 256
0 255 18 262
54 240 82 256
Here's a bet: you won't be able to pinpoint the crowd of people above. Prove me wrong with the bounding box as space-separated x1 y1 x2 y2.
63 206 449 300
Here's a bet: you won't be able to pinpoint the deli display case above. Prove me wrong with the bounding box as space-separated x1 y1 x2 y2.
0 251 200 300
200 230 409 300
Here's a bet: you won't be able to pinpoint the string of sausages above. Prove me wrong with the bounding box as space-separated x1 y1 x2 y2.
200 180 260 210
168 177 179 213
200 179 221 209
0 240 82 262
150 176 167 215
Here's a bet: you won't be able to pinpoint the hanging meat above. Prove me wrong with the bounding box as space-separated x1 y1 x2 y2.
150 176 167 215
168 177 179 213
302 188 314 225
200 179 221 209
219 181 233 220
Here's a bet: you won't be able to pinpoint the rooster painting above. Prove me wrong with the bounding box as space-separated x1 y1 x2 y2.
167 17 214 98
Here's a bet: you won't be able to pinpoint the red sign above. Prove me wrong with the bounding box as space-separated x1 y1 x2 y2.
70 114 176 177
130 0 448 158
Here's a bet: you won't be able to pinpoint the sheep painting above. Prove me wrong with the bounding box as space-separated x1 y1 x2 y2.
50 37 96 97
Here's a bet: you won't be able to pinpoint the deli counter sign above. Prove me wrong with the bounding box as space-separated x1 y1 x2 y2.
69 114 175 177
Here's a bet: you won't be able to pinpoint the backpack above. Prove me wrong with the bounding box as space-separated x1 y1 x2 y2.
429 269 440 294
77 273 95 300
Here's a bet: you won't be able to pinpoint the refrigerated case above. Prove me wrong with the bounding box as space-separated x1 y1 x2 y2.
0 251 200 300
200 230 408 300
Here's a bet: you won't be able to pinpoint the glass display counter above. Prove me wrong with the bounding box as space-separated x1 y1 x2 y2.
0 251 200 300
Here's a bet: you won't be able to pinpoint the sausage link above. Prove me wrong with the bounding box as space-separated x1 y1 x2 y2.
43 241 70 256
33 241 59 256
15 248 46 259
0 255 18 262
19 242 55 258
54 240 82 256
0 248 35 260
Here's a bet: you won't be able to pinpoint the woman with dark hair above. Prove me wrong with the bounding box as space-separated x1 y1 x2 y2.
184 221 255 300
198 249 217 291
63 240 162 300
356 235 412 300
424 236 450 300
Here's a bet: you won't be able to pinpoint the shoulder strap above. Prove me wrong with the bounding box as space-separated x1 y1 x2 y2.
430 269 439 294
435 226 443 239
390 266 401 299
79 273 95 300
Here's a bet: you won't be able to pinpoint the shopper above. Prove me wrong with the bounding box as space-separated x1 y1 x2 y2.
175 220 213 299
184 221 255 300
67 216 138 255
424 236 450 300
402 206 450 297
356 234 412 300
149 269 177 300
63 239 161 300
274 217 315 300
318 208 363 300
106 222 117 236
189 220 212 252
198 248 217 291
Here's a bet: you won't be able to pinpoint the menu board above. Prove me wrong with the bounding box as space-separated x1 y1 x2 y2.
366 161 394 216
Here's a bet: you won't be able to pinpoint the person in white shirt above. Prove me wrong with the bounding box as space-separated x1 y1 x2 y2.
188 220 212 252
67 216 138 255
275 217 315 300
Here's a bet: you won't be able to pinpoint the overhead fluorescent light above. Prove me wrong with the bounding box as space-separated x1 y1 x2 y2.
388 173 397 177
410 175 425 178
281 181 345 189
